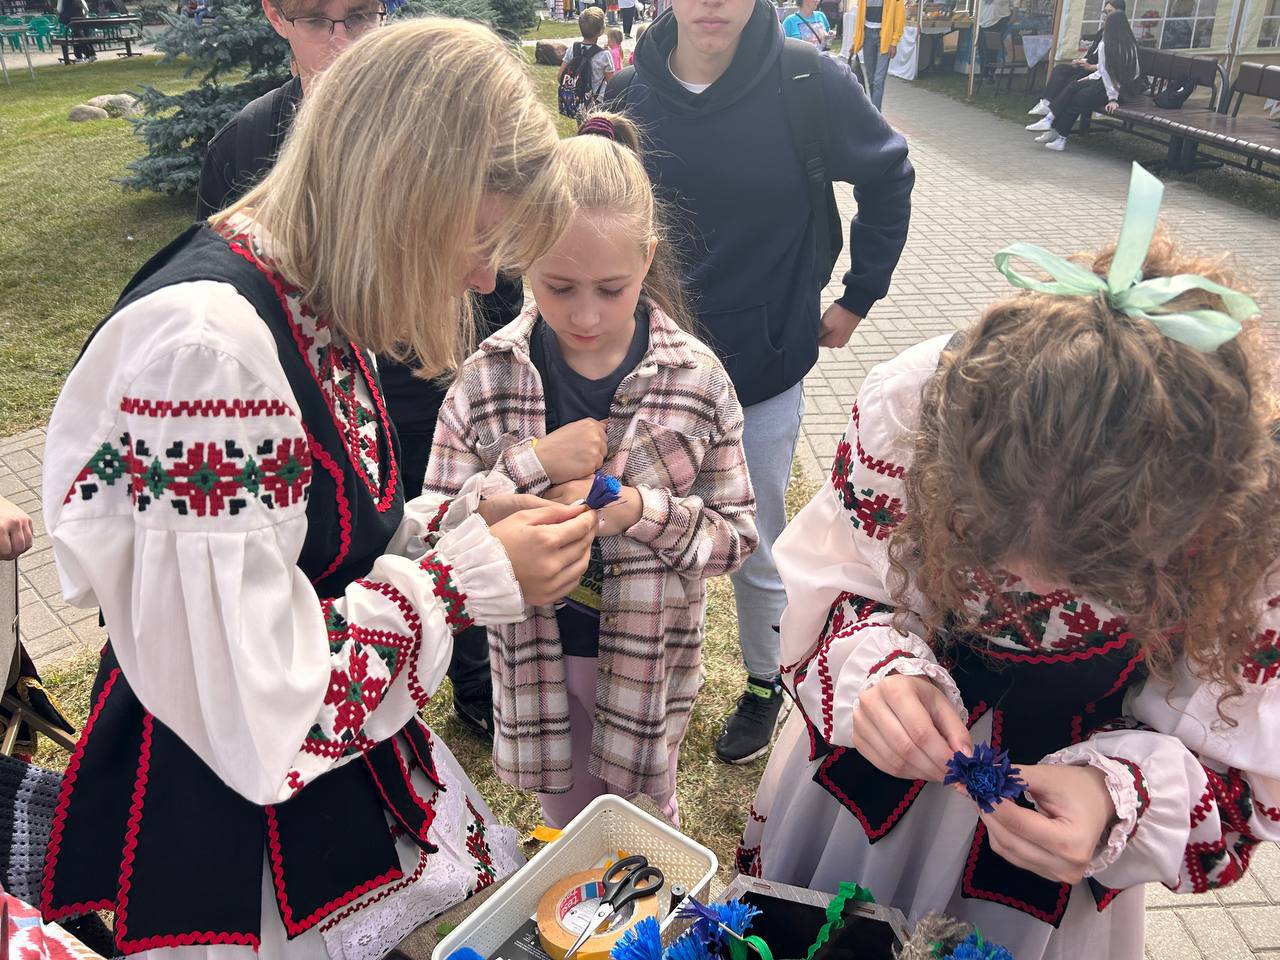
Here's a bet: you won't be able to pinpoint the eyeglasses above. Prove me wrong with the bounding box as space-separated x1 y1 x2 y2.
284 8 385 38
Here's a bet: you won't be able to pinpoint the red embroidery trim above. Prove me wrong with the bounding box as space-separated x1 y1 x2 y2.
405 720 442 786
265 804 405 936
851 402 906 479
113 712 155 950
120 397 295 419
228 238 398 514
426 499 450 537
748 803 767 824
318 849 429 932
867 650 914 676
1094 886 1122 911
41 666 121 921
420 552 475 633
305 422 353 584
815 745 927 840
962 822 1071 925
1105 756 1151 832
391 736 439 841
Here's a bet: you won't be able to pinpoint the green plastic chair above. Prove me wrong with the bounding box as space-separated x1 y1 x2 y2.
1 17 25 52
26 15 54 51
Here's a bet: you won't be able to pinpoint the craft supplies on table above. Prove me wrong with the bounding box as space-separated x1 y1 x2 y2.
432 796 716 960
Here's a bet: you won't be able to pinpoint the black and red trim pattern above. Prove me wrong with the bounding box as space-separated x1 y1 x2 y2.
1106 756 1151 842
465 797 498 893
1184 765 1262 893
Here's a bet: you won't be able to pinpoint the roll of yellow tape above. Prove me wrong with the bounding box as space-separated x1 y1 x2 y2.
536 869 662 960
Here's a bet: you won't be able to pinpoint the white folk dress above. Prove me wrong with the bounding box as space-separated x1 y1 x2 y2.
41 223 524 960
740 335 1280 960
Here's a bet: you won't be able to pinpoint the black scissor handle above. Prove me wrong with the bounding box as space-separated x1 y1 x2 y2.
602 855 665 910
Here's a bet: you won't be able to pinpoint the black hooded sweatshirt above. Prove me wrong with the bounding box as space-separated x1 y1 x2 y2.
618 1 914 405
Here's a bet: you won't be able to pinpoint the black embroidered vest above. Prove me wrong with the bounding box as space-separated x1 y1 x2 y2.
806 592 1146 928
42 225 445 951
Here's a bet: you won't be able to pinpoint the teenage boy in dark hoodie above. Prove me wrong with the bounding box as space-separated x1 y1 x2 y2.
197 0 521 743
609 0 913 764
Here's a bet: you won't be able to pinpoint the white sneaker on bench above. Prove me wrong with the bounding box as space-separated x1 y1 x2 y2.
1029 99 1051 116
1027 116 1053 131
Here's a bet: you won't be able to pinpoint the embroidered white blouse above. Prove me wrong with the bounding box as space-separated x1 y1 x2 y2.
43 245 525 957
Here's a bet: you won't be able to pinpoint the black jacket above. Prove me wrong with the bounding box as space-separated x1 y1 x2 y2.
614 1 913 405
195 78 524 441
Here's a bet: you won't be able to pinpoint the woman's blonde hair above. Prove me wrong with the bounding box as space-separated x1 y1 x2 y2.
212 19 569 376
887 234 1279 709
559 112 694 331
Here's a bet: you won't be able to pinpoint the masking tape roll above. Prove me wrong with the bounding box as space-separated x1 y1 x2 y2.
536 869 661 960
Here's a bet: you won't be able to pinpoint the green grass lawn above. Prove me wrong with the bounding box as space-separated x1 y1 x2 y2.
0 56 200 434
521 17 587 39
912 69 1280 218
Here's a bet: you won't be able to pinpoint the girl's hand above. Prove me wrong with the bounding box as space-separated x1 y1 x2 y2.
978 764 1117 885
0 496 33 561
488 503 597 606
545 480 644 536
534 418 609 485
1105 99 1119 113
476 493 562 527
852 673 972 782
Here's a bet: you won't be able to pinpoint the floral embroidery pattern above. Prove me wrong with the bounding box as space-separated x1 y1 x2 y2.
1242 629 1280 685
465 797 497 893
831 440 904 541
65 435 311 517
302 599 415 760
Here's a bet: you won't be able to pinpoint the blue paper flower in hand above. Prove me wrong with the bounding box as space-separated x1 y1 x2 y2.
944 742 1026 814
585 472 623 509
944 931 1015 960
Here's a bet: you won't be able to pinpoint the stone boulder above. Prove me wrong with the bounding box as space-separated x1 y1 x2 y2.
534 39 568 66
86 93 141 117
68 104 110 122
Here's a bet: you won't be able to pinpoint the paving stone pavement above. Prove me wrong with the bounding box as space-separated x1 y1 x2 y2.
2 77 1279 957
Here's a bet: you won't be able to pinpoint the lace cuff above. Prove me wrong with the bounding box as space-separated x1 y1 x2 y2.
1041 745 1147 875
859 653 969 725
432 513 525 626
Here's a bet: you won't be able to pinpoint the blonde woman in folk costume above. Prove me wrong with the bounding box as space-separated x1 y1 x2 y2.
40 20 597 959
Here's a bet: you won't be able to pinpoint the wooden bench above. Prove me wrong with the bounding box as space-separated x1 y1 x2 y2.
52 13 142 63
1079 50 1280 180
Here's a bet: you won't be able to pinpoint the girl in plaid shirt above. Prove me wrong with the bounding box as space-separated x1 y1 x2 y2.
424 113 758 827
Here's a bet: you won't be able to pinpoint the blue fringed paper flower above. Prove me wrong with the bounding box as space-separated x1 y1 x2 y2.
585 472 623 509
944 931 1014 960
610 916 664 960
945 742 1026 813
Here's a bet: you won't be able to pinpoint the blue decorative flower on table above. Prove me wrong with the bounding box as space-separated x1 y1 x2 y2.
944 742 1027 814
945 930 1015 960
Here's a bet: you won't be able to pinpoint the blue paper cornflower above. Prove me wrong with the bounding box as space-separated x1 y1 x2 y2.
585 472 623 509
944 931 1015 960
610 916 664 960
944 742 1026 814
676 897 761 946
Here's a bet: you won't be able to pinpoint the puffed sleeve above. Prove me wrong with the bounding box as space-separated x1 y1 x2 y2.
1043 592 1280 892
777 337 967 747
44 282 526 807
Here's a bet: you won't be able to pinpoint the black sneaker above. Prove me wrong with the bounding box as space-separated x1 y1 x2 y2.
714 677 784 764
453 693 493 742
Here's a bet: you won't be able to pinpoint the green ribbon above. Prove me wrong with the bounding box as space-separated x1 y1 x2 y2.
993 163 1257 353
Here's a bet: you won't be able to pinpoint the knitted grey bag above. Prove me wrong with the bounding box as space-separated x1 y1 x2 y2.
0 752 62 905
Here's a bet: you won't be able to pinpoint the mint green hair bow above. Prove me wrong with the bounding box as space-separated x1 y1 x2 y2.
993 163 1258 352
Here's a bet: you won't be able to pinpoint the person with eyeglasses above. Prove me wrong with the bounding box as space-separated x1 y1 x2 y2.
197 0 526 749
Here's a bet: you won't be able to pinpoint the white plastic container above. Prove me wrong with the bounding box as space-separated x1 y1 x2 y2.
432 794 718 960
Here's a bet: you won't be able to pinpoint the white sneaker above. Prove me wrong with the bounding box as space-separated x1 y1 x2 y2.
1044 135 1067 151
1028 99 1051 116
1035 130 1058 143
1026 116 1053 131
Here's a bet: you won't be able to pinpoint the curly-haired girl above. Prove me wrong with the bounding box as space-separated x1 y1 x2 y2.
739 165 1276 959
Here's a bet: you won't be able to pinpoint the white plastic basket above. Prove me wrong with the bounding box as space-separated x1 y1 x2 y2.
432 794 718 960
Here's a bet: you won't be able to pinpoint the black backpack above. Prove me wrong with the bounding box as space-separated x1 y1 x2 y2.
560 41 607 118
1153 76 1195 109
605 38 844 287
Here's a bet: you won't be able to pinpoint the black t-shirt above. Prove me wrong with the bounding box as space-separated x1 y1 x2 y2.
531 311 649 657
195 78 525 442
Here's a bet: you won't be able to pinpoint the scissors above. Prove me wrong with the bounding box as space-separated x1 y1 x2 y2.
563 855 664 960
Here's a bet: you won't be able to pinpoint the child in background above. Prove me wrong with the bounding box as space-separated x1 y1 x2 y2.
629 23 645 63
425 113 758 828
607 27 624 70
740 165 1278 959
